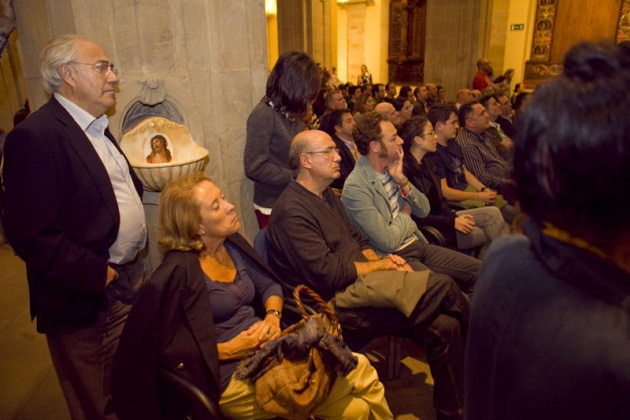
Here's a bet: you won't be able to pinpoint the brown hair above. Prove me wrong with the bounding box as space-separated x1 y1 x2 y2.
353 111 385 156
157 172 210 252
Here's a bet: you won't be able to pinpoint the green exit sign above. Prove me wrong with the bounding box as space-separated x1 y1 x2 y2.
510 24 525 31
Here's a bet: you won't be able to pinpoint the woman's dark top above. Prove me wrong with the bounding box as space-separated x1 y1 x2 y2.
206 241 282 393
403 153 458 244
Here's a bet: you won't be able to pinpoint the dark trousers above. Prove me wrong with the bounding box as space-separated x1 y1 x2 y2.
337 273 470 420
46 257 146 420
396 241 480 294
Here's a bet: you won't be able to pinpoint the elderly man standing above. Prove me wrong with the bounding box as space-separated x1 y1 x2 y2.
267 129 470 420
3 35 146 419
340 111 480 294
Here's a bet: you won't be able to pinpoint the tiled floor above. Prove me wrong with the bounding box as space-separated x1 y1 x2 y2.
0 239 435 419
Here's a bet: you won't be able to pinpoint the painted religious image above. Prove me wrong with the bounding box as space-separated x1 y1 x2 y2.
146 134 173 163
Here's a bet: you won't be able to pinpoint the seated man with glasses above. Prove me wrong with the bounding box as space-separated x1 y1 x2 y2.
267 129 471 420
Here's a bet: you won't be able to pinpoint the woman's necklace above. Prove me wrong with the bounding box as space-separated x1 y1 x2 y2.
200 246 230 269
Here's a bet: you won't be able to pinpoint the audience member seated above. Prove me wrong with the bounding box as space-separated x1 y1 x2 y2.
479 94 513 161
244 50 320 228
412 85 428 116
494 92 516 138
512 90 532 122
112 172 393 419
319 109 359 191
327 66 340 88
437 85 446 104
374 101 399 125
456 100 517 205
341 111 480 293
510 81 525 105
425 83 439 108
267 130 471 420
353 92 375 116
492 68 514 96
466 41 630 419
399 116 509 258
455 89 472 109
397 85 413 101
347 85 362 113
383 82 397 103
426 104 515 223
391 97 414 127
325 88 348 112
372 83 386 104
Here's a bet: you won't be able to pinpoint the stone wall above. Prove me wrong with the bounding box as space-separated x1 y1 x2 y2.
13 0 268 250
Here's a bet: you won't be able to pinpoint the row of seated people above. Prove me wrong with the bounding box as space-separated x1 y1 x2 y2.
243 50 528 232
114 102 513 418
111 171 395 419
320 100 516 251
112 90 521 419
113 130 474 419
318 73 526 120
235 51 515 418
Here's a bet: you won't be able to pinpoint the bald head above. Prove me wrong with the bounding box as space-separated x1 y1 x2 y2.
289 130 332 172
457 88 472 104
375 102 397 122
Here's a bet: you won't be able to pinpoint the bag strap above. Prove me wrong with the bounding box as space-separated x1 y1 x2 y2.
293 285 342 337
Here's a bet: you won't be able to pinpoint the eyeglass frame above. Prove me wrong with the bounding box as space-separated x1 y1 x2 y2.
305 147 340 159
69 60 117 77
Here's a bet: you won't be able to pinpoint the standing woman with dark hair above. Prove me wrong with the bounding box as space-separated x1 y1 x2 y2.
244 51 320 228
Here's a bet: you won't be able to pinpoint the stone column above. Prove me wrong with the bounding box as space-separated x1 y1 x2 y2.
346 3 369 85
425 0 490 99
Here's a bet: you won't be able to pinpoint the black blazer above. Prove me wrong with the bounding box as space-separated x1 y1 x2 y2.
330 134 357 191
2 96 143 333
111 233 282 419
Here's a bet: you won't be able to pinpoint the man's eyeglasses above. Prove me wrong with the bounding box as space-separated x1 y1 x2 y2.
70 61 117 77
306 148 339 159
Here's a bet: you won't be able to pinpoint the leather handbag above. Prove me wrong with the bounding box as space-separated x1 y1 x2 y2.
235 285 356 420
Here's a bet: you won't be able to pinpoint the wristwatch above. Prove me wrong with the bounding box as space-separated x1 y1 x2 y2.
266 309 282 319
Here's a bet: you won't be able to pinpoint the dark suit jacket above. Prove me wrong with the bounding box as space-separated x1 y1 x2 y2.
330 134 357 191
2 96 143 333
111 233 282 419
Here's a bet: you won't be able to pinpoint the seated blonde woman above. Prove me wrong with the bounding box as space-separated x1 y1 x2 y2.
111 172 392 419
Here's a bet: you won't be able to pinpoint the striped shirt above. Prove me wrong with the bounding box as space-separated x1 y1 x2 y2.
456 127 512 189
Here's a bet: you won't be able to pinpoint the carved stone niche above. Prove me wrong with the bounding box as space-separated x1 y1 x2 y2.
387 0 427 84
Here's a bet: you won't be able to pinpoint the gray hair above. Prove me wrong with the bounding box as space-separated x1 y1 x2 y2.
40 34 81 94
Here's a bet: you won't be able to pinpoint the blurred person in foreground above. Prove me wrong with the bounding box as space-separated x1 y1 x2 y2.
465 41 630 419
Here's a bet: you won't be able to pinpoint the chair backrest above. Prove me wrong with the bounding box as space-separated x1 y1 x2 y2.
253 227 269 265
158 368 221 419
